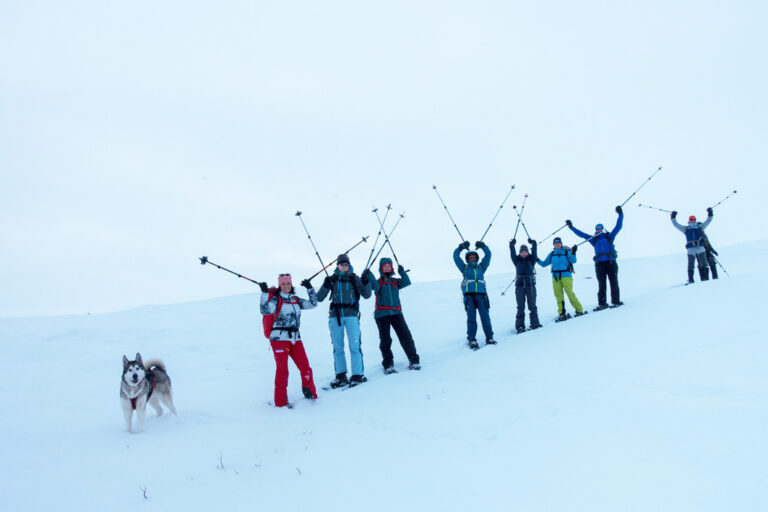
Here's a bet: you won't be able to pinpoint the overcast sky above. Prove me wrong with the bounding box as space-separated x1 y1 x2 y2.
2 0 766 317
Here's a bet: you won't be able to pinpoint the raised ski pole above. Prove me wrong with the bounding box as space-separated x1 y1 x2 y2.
367 212 405 271
710 190 738 209
479 185 515 242
296 211 331 278
638 203 673 213
364 204 392 270
198 256 261 285
306 235 370 281
500 277 517 296
374 206 403 268
432 185 466 243
539 223 567 244
619 166 663 207
709 253 730 277
512 195 531 239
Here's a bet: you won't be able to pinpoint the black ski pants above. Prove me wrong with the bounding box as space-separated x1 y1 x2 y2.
375 313 419 369
515 279 540 329
595 260 620 306
706 251 718 279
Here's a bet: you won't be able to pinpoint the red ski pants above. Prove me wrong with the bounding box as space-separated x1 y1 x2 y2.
271 340 317 407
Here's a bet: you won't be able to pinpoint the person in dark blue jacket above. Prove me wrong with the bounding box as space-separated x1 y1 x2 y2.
454 241 496 349
566 205 624 310
509 238 541 333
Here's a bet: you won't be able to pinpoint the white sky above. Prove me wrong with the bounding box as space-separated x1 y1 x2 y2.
2 0 766 317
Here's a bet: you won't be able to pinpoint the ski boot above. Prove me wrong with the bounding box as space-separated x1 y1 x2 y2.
329 372 350 389
593 303 609 312
556 312 571 322
408 363 421 371
348 374 368 387
529 324 542 330
383 366 398 375
486 338 498 345
302 387 317 400
610 301 624 308
516 326 527 334
687 269 695 284
468 339 480 350
574 310 587 317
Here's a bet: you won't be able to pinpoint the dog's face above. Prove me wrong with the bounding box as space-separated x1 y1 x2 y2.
122 353 146 386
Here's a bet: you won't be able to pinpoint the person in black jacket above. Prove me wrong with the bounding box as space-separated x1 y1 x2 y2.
510 238 541 333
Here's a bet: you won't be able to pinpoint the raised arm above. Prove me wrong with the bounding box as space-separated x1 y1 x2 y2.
299 288 318 309
478 244 492 271
397 266 411 289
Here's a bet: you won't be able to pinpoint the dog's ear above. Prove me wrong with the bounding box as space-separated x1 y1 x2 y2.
136 353 143 367
123 355 129 368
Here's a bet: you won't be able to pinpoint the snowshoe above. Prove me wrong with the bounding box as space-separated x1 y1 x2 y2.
302 387 316 400
516 326 526 334
555 313 571 322
486 338 498 345
408 363 421 371
574 310 587 317
384 366 398 375
529 324 542 330
609 301 624 308
329 373 350 389
468 339 480 350
348 375 367 387
593 304 609 312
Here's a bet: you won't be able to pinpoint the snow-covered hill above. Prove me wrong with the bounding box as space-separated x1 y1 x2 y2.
1 242 766 511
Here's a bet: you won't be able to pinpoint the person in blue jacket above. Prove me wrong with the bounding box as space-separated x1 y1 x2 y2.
538 237 585 321
566 205 624 310
454 241 496 349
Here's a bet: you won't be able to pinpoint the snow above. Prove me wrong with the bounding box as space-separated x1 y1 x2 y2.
1 241 766 511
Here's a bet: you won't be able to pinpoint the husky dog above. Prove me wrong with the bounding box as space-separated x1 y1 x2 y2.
120 353 176 433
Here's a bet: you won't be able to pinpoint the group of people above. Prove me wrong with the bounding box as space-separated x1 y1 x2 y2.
259 204 719 407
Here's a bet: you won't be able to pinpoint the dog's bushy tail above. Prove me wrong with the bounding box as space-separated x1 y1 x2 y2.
143 359 166 372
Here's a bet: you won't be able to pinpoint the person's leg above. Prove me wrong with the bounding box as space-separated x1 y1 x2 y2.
552 279 565 315
687 253 695 282
289 341 317 398
595 261 608 306
328 317 348 375
527 284 540 327
271 341 291 407
696 251 710 281
476 294 495 340
706 252 719 279
608 261 621 304
376 316 395 370
391 313 419 365
464 294 479 340
515 285 526 330
562 277 584 314
344 316 364 376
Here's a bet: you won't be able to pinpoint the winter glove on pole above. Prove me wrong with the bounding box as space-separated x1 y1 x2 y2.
565 219 573 227
528 238 535 245
460 241 470 250
707 207 714 217
571 245 578 255
398 265 405 274
475 241 485 249
509 239 516 249
616 205 623 215
300 279 312 289
671 211 678 219
258 282 269 293
361 272 370 286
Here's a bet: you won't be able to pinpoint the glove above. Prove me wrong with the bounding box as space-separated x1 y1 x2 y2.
510 238 516 246
528 238 535 245
475 241 485 249
565 219 573 227
460 241 470 250
258 282 269 293
671 211 678 219
322 276 332 289
571 245 578 255
397 265 405 274
707 207 713 217
300 279 312 289
616 205 623 215
360 272 370 285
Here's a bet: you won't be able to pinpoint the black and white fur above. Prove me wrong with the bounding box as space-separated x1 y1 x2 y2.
120 353 176 433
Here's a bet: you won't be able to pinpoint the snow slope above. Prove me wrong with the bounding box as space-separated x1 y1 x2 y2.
1 241 766 511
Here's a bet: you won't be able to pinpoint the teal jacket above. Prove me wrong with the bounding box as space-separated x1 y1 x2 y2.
316 268 372 318
453 245 491 294
364 257 411 319
538 247 577 279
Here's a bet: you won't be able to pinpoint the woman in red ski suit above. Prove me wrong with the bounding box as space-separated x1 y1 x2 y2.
260 274 318 407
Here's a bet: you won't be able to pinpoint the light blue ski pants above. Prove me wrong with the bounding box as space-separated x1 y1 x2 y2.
329 316 364 376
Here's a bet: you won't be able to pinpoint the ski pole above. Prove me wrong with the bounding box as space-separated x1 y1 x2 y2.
500 278 516 296
367 212 405 271
199 256 261 285
539 223 567 244
432 185 466 243
638 203 673 213
709 190 738 210
512 197 531 240
619 166 663 207
709 253 730 277
306 235 370 281
373 207 403 267
296 211 331 278
479 185 515 242
364 204 392 270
